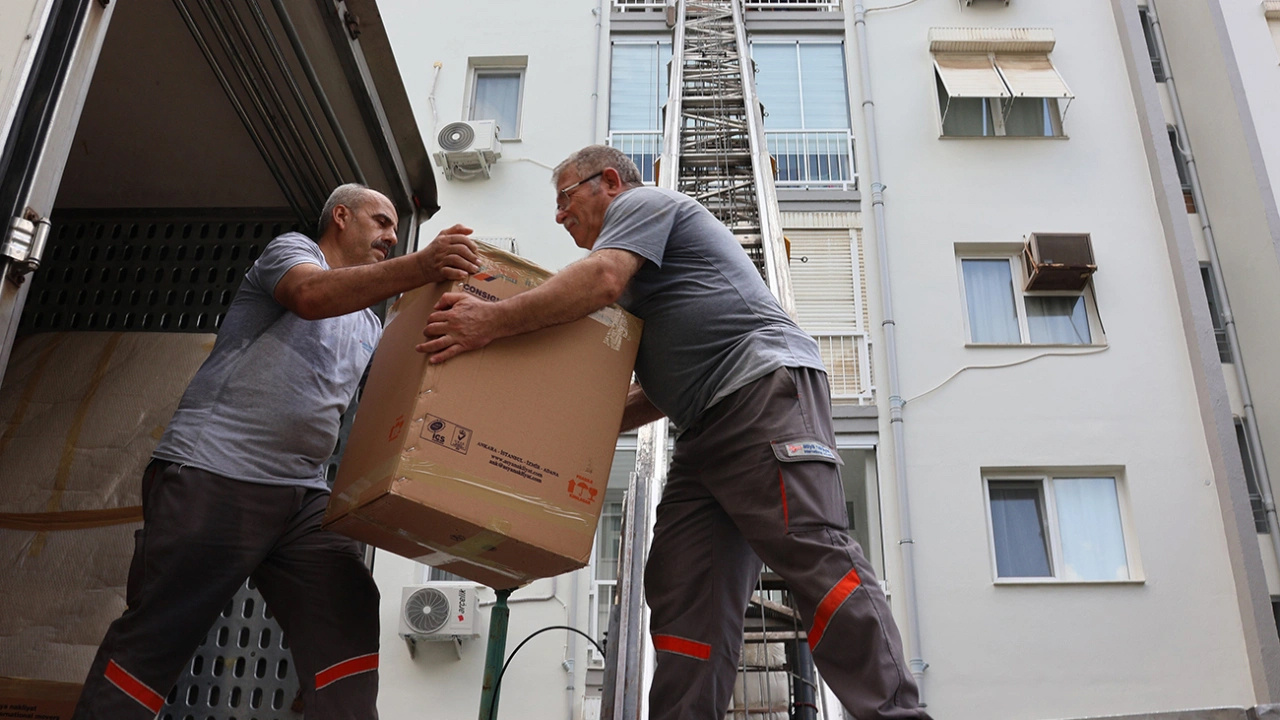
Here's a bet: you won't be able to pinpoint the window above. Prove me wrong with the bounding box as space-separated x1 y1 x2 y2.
986 474 1134 581
933 53 1070 138
958 254 1097 345
752 40 855 188
1199 264 1231 363
608 41 671 183
790 229 871 401
1237 418 1268 533
469 60 526 140
1169 126 1196 213
588 448 636 665
1138 8 1166 82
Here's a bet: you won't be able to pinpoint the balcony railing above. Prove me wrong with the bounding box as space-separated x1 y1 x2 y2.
608 130 856 190
608 131 663 184
613 0 841 10
813 332 874 404
767 129 856 190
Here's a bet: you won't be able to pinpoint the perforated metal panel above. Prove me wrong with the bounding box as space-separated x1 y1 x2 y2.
19 212 302 335
161 580 302 720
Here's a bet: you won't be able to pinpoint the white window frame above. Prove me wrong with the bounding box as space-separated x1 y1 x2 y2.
983 470 1141 584
749 38 857 189
607 38 672 184
956 248 1103 346
467 57 527 140
586 483 628 668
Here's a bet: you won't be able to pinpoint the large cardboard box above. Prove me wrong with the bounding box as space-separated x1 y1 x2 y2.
0 678 82 720
324 244 642 589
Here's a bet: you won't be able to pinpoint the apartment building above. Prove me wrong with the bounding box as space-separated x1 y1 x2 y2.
369 1 1280 719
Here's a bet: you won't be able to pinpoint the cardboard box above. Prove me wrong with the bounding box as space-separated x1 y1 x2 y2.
0 678 82 720
324 244 642 589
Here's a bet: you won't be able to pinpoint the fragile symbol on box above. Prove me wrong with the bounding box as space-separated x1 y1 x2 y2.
568 475 598 505
420 414 472 454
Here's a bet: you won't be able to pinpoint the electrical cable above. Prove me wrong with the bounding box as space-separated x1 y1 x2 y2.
487 626 605 720
902 345 1109 406
865 0 925 13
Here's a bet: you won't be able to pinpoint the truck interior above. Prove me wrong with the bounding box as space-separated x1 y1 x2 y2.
0 1 435 716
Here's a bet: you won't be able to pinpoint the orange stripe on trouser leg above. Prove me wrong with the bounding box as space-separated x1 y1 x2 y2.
314 653 379 690
653 634 712 660
807 568 862 651
104 659 165 714
778 469 789 527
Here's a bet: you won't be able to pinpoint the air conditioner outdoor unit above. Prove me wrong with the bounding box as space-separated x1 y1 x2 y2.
1023 233 1096 291
433 120 502 181
399 583 481 641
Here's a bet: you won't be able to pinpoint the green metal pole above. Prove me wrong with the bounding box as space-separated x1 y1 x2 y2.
478 588 513 720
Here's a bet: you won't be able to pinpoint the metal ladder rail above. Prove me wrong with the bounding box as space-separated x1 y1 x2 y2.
606 2 799 718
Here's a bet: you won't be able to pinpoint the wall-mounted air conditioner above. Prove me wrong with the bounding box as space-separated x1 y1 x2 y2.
433 120 502 181
399 583 481 641
1023 233 1096 291
960 0 1010 6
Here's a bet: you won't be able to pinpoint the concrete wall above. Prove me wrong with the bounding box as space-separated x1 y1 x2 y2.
369 1 1275 718
1154 0 1280 616
854 0 1255 716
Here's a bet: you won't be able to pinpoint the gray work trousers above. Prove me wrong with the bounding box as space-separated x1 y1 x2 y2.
645 367 930 720
72 461 380 720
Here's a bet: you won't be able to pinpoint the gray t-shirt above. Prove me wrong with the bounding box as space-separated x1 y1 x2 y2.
154 232 381 489
593 186 825 432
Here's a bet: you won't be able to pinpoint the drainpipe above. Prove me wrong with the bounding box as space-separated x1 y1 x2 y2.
590 0 606 141
852 2 928 701
1146 1 1280 568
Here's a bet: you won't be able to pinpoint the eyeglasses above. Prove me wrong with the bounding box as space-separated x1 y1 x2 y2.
555 171 604 211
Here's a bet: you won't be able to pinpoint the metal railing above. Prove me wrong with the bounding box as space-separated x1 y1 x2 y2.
608 131 664 184
813 332 874 404
613 0 842 9
767 130 856 190
608 130 857 190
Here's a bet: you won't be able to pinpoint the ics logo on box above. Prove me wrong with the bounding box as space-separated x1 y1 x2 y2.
421 414 472 454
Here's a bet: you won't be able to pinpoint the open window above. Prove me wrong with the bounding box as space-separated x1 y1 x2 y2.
931 28 1072 138
958 241 1102 346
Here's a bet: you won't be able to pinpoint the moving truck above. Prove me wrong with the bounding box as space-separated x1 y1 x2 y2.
0 1 436 716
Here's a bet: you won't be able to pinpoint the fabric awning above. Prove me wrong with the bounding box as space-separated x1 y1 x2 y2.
994 54 1074 99
934 53 1010 99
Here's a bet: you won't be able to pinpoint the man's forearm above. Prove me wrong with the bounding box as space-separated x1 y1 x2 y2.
288 253 437 320
620 382 665 433
485 250 633 338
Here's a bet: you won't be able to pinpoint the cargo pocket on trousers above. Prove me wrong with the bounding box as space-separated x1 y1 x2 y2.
771 439 848 533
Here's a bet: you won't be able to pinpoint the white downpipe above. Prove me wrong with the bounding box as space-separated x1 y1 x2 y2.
591 0 606 141
852 2 927 702
1147 0 1280 566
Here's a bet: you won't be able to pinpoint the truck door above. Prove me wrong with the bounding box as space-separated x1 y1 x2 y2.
0 0 114 385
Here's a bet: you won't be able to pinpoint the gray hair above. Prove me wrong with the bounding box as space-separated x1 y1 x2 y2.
553 145 644 189
317 183 374 236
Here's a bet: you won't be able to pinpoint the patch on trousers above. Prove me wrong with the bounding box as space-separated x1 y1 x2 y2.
771 439 843 465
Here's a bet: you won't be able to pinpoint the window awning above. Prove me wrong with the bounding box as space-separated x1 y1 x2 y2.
994 54 1074 99
934 53 1010 99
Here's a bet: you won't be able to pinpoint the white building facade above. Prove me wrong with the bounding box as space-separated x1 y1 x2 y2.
369 1 1280 719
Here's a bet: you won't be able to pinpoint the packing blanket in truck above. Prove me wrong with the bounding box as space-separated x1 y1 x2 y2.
0 332 214 682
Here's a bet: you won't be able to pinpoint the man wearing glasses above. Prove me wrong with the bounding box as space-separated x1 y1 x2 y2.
418 145 929 720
